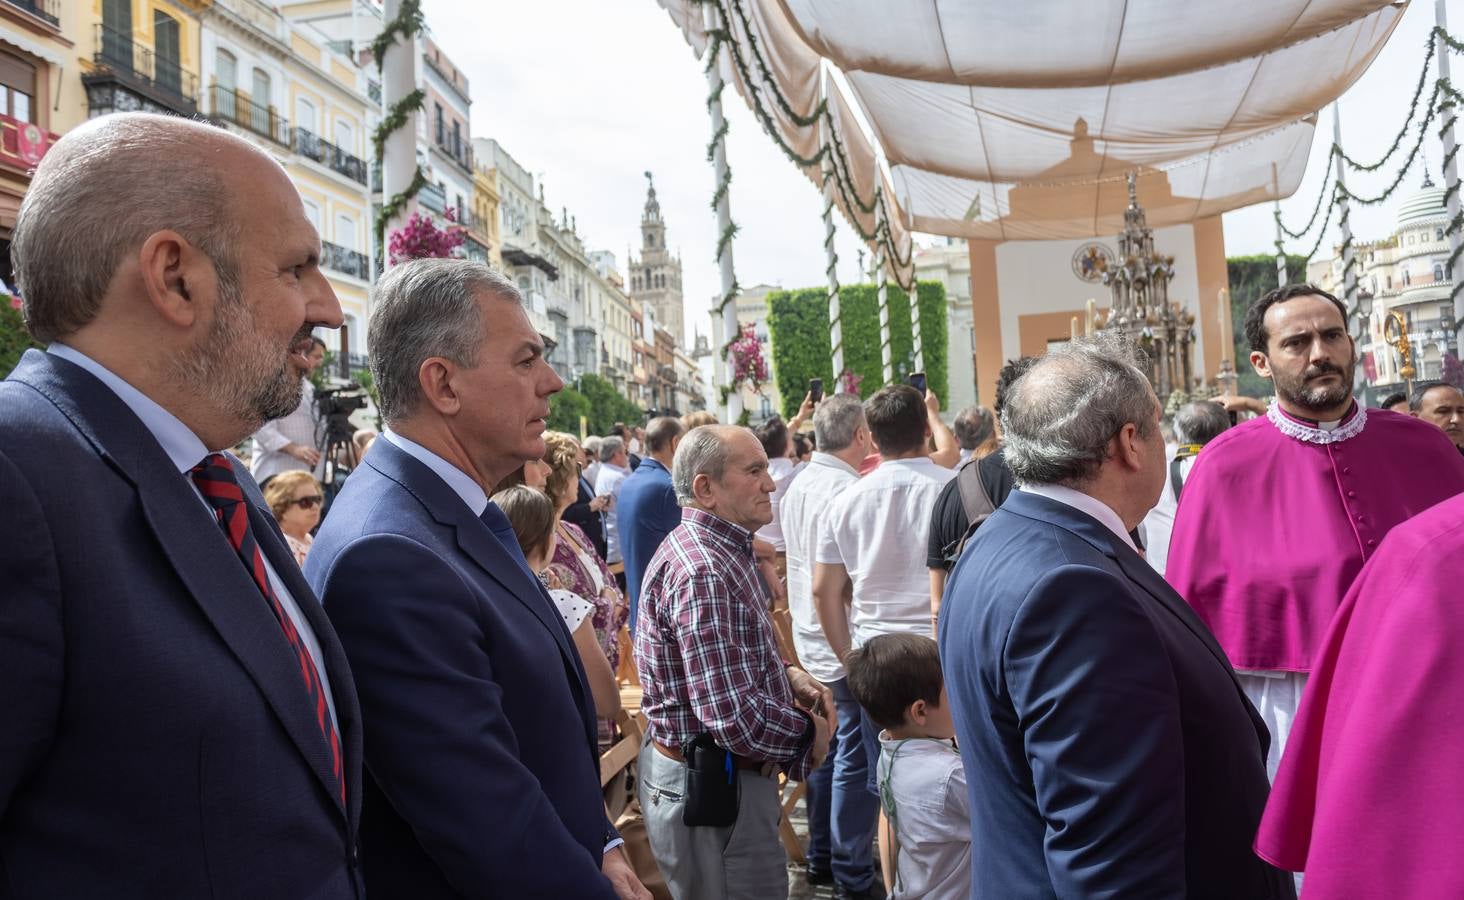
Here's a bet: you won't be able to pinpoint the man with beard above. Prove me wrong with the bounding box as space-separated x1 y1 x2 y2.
0 113 363 898
251 334 328 487
1167 284 1464 783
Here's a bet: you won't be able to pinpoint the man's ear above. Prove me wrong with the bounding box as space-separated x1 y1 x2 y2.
418 357 462 416
139 230 214 328
1249 349 1272 380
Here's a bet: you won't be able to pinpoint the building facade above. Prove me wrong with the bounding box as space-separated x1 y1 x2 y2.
198 0 374 363
589 250 638 400
708 282 782 423
913 238 976 414
469 153 501 269
628 173 685 347
1308 176 1457 392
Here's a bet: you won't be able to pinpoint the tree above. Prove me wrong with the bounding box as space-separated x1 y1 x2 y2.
1226 254 1310 397
547 373 645 438
546 384 591 435
1 293 41 378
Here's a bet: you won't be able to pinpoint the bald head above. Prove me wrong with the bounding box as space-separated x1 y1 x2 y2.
13 113 289 342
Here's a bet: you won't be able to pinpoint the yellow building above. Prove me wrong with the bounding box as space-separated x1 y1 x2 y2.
196 0 375 366
470 157 501 270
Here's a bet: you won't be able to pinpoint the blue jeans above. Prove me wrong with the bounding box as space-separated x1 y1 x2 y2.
824 677 879 891
803 706 836 872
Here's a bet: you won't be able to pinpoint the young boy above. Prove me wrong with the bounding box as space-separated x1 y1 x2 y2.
845 633 970 900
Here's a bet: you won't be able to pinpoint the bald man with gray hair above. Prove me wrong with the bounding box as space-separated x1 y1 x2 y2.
636 425 834 900
939 337 1289 898
0 112 363 898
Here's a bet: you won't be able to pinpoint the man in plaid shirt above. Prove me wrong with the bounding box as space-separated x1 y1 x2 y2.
635 424 834 900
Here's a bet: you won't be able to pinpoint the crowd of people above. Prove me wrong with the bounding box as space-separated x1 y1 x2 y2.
7 110 1464 900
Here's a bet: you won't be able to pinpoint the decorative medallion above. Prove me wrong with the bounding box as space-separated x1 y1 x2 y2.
1072 242 1113 283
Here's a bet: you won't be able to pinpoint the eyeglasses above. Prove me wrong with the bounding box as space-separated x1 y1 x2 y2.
290 495 324 510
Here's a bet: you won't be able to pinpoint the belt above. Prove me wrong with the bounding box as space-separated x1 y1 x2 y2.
653 740 763 771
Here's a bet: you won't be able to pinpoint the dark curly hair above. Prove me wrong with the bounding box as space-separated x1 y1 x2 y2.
1243 283 1348 354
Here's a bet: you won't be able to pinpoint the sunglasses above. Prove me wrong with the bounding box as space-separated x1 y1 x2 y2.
289 495 324 510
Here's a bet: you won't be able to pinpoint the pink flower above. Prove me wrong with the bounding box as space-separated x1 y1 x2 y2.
8 294 19 311
388 211 465 265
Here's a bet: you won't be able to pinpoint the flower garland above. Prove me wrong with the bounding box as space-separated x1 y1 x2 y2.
370 0 427 250
729 322 769 388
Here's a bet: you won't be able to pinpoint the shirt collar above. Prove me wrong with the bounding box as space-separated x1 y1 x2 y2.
1019 482 1138 553
680 507 754 555
602 461 629 476
382 429 488 516
1267 401 1367 445
808 451 859 477
48 342 209 473
638 457 669 474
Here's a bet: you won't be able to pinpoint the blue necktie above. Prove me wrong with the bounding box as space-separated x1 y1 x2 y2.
480 502 538 582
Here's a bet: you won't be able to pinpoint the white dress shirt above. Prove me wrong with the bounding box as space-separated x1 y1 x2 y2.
595 462 631 564
47 342 339 733
779 452 858 683
754 456 805 552
251 379 325 483
818 456 957 647
878 735 971 900
1019 481 1139 554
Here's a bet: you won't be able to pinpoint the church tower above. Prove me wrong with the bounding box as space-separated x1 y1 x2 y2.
629 172 685 347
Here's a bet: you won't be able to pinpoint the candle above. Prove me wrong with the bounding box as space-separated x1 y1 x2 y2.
1071 316 1079 342
1085 299 1096 337
1218 288 1231 362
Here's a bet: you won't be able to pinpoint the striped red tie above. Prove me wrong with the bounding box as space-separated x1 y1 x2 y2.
190 452 345 807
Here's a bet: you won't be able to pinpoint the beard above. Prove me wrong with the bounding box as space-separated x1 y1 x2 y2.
170 275 310 434
1271 357 1355 414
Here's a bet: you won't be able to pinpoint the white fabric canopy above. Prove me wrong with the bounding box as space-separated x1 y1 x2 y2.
660 0 1407 244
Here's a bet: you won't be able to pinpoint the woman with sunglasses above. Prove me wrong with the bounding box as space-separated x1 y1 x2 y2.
263 470 325 566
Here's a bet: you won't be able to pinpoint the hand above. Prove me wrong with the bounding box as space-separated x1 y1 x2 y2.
799 392 817 418
601 846 651 900
809 703 834 770
759 557 787 610
1212 394 1266 416
787 666 834 722
751 537 776 563
924 389 942 417
589 495 611 513
285 442 322 467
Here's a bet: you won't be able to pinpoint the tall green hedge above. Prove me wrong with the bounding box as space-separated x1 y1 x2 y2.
1226 254 1310 398
1 298 40 378
766 280 948 418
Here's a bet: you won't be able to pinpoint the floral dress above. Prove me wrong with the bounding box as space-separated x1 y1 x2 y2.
548 520 628 671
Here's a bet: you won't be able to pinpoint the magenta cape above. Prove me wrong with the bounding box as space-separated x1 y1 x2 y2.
1254 492 1464 896
1166 407 1464 671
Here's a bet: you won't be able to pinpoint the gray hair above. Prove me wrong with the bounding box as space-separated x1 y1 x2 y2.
813 393 865 451
1173 400 1231 446
1002 335 1158 487
599 435 626 462
368 258 520 426
582 436 602 460
953 405 996 450
672 425 737 505
13 113 246 342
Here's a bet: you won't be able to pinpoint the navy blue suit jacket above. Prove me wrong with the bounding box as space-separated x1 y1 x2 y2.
305 436 618 899
938 490 1292 899
562 474 608 560
0 350 364 899
615 457 682 625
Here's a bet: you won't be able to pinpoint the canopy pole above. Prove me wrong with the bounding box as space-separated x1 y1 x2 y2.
1332 106 1358 314
1439 0 1464 355
876 196 893 385
819 68 845 391
1272 162 1288 287
380 0 418 268
703 4 743 423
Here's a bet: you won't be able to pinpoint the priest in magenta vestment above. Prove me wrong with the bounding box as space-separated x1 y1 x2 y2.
1166 285 1464 783
1254 491 1464 895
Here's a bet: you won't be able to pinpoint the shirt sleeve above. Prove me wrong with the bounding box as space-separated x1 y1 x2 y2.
926 479 969 570
815 494 848 566
672 570 813 772
254 418 293 453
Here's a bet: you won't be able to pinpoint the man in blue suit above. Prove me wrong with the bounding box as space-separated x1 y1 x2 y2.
0 113 363 898
939 337 1293 899
616 414 684 630
307 258 649 899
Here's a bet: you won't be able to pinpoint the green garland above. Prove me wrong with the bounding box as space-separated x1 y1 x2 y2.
370 0 424 73
372 88 424 160
375 165 428 247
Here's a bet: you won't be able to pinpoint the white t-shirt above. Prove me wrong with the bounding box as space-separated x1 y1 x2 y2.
878 735 971 900
817 456 956 646
780 452 859 684
754 456 805 552
548 587 594 633
594 462 630 564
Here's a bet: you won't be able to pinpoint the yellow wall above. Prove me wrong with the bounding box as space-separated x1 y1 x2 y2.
290 32 321 66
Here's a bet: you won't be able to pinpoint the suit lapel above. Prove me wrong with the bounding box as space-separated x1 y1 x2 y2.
14 351 352 820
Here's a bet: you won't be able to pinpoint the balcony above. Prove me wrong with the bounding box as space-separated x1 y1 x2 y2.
84 25 198 116
3 0 59 27
0 112 56 173
294 128 367 185
367 80 381 105
322 240 370 281
206 85 289 145
418 181 446 214
370 161 382 193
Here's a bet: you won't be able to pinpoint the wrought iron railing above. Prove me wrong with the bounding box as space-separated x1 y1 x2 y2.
5 0 59 25
207 84 288 145
321 240 370 280
294 128 367 185
91 24 198 107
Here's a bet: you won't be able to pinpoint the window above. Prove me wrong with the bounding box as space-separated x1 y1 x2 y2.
1403 269 1412 286
452 120 461 159
1436 264 1445 282
334 119 353 154
302 200 321 235
1386 275 1393 290
434 103 444 145
295 97 315 134
251 69 272 136
0 53 36 123
154 12 181 94
1438 226 1446 242
335 213 355 251
101 0 131 70
1408 234 1415 246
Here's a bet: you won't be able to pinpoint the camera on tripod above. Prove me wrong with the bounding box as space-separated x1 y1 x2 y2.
314 383 371 488
315 383 369 422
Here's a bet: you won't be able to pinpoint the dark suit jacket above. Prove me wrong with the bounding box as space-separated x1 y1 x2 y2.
562 474 608 560
305 436 618 899
615 457 682 624
938 490 1292 899
0 350 363 899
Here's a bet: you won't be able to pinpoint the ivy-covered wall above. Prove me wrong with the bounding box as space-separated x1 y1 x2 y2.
766 280 948 418
1226 254 1310 397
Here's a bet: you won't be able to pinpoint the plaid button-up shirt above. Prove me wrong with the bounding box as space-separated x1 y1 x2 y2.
634 507 815 780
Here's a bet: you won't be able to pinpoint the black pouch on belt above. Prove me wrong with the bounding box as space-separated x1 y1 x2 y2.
681 733 739 827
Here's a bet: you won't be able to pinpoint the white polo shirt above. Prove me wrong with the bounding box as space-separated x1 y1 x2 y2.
817 455 956 646
780 452 859 683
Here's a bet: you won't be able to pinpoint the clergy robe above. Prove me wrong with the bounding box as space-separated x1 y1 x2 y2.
1254 491 1464 896
1166 404 1464 776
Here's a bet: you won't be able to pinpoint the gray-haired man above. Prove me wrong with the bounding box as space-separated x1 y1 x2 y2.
635 425 834 900
939 336 1289 898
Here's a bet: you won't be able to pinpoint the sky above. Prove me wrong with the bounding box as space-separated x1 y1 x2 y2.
423 0 1463 341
